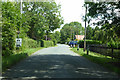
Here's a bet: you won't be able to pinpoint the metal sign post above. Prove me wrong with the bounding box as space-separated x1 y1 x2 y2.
16 0 22 48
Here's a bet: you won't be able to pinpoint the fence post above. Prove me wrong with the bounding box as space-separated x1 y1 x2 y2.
87 45 89 55
77 44 79 51
112 48 113 59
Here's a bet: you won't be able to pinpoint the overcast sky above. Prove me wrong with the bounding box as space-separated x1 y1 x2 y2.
55 0 86 31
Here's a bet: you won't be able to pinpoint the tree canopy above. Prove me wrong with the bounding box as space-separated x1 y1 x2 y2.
84 1 120 43
2 1 63 56
23 2 63 40
60 22 84 43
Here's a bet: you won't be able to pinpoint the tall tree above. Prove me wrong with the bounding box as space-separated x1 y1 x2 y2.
86 25 93 40
23 2 63 40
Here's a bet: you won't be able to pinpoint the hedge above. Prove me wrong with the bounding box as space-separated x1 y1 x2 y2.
41 40 54 48
78 40 102 48
20 37 41 50
53 39 57 45
107 41 120 48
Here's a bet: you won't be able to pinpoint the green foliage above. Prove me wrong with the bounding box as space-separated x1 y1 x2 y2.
23 2 63 40
60 22 84 43
52 39 57 45
86 25 93 39
50 31 61 44
2 2 21 56
86 25 120 45
107 41 120 48
2 53 27 71
84 2 120 42
54 31 61 43
41 40 54 48
66 38 71 43
78 40 102 48
2 1 62 57
20 37 41 50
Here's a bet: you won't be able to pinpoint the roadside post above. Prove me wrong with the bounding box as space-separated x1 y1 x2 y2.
111 45 114 59
87 45 89 55
77 44 79 51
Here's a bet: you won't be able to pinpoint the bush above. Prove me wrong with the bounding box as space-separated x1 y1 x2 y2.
2 53 28 71
21 37 41 50
2 2 21 57
41 40 54 48
2 47 42 71
53 39 57 45
107 41 120 48
2 22 16 57
78 40 102 48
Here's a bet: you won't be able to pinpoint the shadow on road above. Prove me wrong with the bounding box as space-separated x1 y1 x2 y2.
3 54 120 79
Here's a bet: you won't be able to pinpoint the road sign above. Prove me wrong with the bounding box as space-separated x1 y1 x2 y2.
16 38 22 47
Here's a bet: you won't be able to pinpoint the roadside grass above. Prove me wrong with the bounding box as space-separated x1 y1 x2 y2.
2 47 44 72
71 47 120 75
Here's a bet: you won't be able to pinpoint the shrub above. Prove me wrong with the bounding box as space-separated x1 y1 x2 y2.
107 41 120 48
2 53 28 71
41 40 54 48
53 39 57 45
78 40 102 48
2 2 21 57
21 37 41 50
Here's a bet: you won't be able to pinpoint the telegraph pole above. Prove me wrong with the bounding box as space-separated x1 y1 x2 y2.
21 0 22 14
83 4 87 52
17 0 22 38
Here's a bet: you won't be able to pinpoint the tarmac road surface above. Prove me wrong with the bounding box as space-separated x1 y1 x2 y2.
3 44 120 79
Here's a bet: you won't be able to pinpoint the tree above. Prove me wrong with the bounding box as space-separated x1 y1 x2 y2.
54 31 61 43
23 2 63 40
85 1 120 42
60 22 84 43
86 25 93 39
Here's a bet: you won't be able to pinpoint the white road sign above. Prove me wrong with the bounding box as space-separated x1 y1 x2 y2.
16 38 22 47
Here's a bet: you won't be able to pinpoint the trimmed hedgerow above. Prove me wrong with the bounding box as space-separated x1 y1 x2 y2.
78 40 102 48
107 41 120 48
41 40 54 48
21 37 41 50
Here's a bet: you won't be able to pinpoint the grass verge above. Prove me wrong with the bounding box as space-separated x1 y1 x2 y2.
2 47 44 72
71 47 120 75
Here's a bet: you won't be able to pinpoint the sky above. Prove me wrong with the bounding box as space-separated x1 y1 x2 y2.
54 0 86 31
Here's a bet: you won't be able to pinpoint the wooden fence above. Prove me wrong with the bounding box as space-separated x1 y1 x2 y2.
88 44 120 59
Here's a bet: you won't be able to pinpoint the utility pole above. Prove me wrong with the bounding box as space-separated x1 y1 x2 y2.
17 0 22 38
83 4 87 52
21 0 22 14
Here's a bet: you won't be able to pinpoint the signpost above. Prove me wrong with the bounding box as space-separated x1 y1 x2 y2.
16 0 22 48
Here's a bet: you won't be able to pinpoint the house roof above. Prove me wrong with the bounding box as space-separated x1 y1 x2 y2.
75 35 84 40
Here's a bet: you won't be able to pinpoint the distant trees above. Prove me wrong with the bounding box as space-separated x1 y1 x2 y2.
50 31 61 43
54 31 61 43
60 22 84 43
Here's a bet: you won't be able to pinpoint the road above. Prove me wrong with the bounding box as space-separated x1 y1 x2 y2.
3 44 119 79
